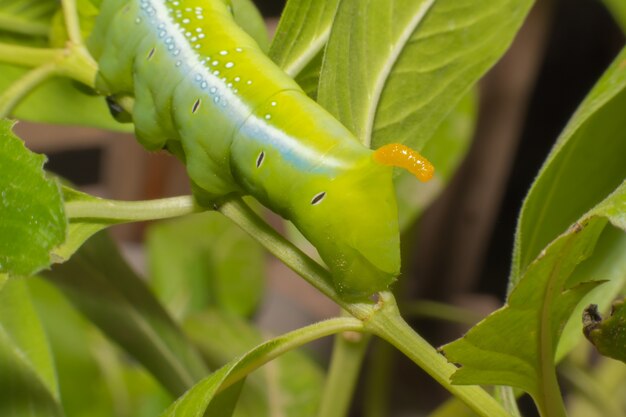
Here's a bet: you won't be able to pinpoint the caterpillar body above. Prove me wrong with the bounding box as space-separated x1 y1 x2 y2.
89 0 434 299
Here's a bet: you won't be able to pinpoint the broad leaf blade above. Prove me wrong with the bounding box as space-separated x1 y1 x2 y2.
28 276 172 417
0 278 63 417
318 0 533 150
147 212 265 320
556 226 626 360
395 89 476 230
584 298 626 363
231 0 270 52
442 47 626 405
511 46 626 286
0 120 65 276
269 0 340 77
43 232 209 397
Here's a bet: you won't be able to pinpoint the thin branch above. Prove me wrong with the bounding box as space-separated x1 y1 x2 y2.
65 196 202 222
0 43 59 69
61 0 83 45
0 64 58 118
0 13 49 37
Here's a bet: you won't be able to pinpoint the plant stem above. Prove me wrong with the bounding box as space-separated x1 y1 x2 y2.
0 64 57 118
0 13 49 37
363 339 394 417
401 300 483 325
0 43 59 68
61 0 83 45
65 196 202 222
219 317 365 393
317 312 371 417
364 293 513 417
218 197 341 302
494 386 522 417
217 197 511 417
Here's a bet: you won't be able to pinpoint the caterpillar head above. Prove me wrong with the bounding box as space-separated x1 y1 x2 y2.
291 144 433 300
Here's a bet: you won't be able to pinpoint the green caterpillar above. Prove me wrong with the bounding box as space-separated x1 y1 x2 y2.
88 0 434 299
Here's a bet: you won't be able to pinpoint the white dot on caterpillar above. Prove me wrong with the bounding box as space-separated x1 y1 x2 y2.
235 48 243 52
225 62 234 69
201 81 207 89
271 101 277 106
196 28 202 32
234 77 241 82
182 18 190 24
209 87 217 94
265 114 271 120
246 80 252 85
212 60 219 66
198 34 205 39
214 96 220 103
213 70 220 75
195 45 201 49
219 50 228 56
175 60 182 67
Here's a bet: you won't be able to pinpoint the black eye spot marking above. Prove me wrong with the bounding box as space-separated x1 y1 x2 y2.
147 47 155 60
192 99 201 113
256 151 265 168
311 192 326 205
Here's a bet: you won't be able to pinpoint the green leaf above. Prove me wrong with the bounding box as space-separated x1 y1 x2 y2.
42 231 209 397
231 0 270 52
0 120 65 276
442 50 626 411
604 0 626 33
184 310 325 417
0 65 131 131
318 0 533 150
584 298 626 363
395 89 476 230
269 0 340 77
146 212 265 320
511 46 626 287
162 317 360 417
442 47 626 411
556 226 626 361
0 277 63 417
28 276 172 417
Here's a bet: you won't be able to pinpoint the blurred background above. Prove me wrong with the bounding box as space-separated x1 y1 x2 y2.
14 0 625 415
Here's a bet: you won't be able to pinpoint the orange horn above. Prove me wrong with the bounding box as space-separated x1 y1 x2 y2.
373 143 435 182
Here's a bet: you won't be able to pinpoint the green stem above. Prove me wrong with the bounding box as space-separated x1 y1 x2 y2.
61 0 83 45
0 64 57 118
494 386 522 417
0 13 49 37
363 340 394 417
317 312 371 417
401 300 483 325
217 197 510 417
0 43 59 68
65 195 202 222
219 317 365 393
364 293 513 417
218 197 341 302
56 45 98 87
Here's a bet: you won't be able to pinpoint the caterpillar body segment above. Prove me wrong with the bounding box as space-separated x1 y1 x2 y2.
89 0 432 299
